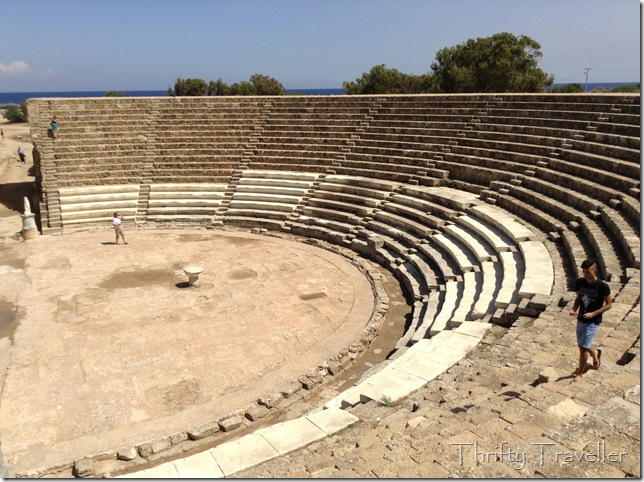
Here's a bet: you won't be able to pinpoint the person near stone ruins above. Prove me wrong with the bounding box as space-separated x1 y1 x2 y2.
1 129 4 140
50 114 59 139
568 258 612 382
112 212 128 245
17 146 26 166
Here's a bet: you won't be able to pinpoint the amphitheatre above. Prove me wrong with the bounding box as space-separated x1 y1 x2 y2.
0 92 640 478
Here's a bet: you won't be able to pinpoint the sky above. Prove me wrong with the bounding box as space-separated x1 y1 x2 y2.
1 0 640 92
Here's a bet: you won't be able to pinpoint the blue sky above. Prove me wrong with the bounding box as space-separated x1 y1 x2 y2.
1 0 640 92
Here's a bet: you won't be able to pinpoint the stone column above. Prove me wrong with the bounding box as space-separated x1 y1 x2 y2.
21 197 39 240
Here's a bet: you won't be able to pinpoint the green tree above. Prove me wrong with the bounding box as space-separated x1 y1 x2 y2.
430 32 553 93
105 91 125 97
172 78 209 96
611 84 640 93
208 79 230 96
344 64 431 94
3 103 28 123
228 81 255 95
172 75 284 96
249 74 285 95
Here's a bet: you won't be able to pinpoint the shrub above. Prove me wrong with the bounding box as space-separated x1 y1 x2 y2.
3 103 28 123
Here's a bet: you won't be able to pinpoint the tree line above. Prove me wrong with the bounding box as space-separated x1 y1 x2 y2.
171 74 286 96
170 32 555 96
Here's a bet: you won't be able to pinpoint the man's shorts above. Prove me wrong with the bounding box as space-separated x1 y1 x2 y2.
576 320 600 349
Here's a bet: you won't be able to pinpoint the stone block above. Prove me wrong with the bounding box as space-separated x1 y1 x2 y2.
535 367 560 385
246 404 270 422
259 392 284 408
624 385 640 405
299 375 317 390
73 459 94 478
406 416 426 429
170 431 188 445
517 297 539 317
210 433 278 476
558 292 574 307
137 442 154 458
219 415 243 432
151 438 172 454
528 294 551 311
367 236 384 249
327 359 342 375
546 398 588 421
174 450 224 478
280 382 302 399
260 417 326 455
188 421 220 440
116 446 139 461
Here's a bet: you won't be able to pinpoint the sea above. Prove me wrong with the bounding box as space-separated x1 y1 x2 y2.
0 88 345 105
0 83 638 106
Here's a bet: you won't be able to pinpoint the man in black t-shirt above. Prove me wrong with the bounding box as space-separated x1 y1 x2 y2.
569 259 612 382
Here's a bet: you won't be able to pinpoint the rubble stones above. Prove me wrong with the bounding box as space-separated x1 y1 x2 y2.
116 447 138 461
73 459 93 478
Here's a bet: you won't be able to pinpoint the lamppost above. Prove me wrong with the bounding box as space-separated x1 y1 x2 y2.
584 68 592 92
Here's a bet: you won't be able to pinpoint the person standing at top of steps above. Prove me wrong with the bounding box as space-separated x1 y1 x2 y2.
569 259 612 382
50 115 59 139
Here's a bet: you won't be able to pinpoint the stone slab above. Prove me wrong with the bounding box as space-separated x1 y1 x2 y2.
210 433 279 476
305 407 359 434
359 376 418 404
173 450 224 478
471 204 537 242
395 352 450 382
519 240 554 297
259 417 327 455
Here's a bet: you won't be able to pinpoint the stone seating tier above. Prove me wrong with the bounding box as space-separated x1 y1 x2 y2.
471 123 640 160
481 114 639 138
456 135 640 177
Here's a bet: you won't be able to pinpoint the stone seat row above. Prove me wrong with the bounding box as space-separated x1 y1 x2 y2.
481 177 632 282
47 122 257 135
374 93 637 106
370 108 639 128
430 149 636 205
473 118 640 149
480 114 639 138
351 124 640 168
375 98 639 117
454 133 640 172
465 124 641 165
360 121 640 157
440 143 639 193
372 116 639 141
